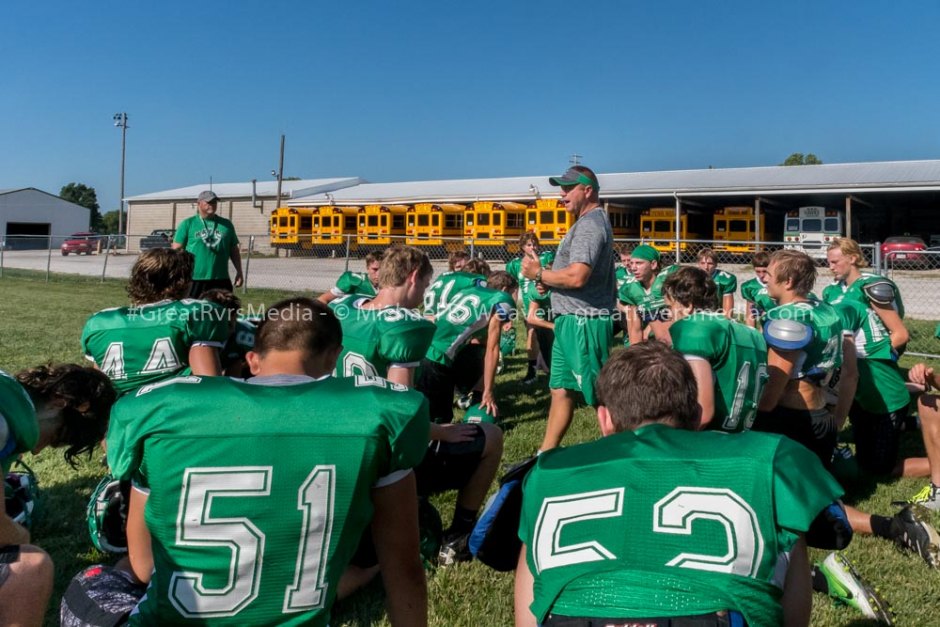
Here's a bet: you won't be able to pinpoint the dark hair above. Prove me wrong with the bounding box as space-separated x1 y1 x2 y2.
770 249 816 296
201 289 241 314
594 342 699 432
16 364 116 467
254 297 341 357
365 251 383 265
518 231 539 249
696 247 717 263
447 250 471 271
379 245 433 288
463 258 491 277
662 266 719 311
751 251 771 267
487 270 518 294
126 248 194 304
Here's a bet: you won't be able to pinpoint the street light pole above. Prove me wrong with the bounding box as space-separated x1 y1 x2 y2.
113 113 129 238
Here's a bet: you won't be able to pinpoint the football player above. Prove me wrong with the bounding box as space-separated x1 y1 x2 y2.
907 361 940 510
525 280 554 373
696 247 738 318
740 251 776 329
202 288 259 378
81 248 230 395
663 266 768 432
73 298 429 625
618 244 678 345
423 257 489 320
1 365 115 627
317 250 382 305
515 342 844 627
506 232 554 385
329 246 436 388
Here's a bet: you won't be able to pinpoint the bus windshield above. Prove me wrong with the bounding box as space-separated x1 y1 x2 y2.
802 218 822 232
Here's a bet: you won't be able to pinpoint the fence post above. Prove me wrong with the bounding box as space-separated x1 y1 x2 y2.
242 236 254 294
343 235 351 272
46 235 53 282
874 242 883 275
0 238 4 278
100 237 113 283
470 238 475 259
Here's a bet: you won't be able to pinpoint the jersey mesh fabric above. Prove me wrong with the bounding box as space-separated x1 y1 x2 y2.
711 270 738 296
518 424 842 626
670 313 768 432
618 264 679 323
764 299 842 380
423 271 486 318
108 376 429 626
81 300 230 395
739 278 775 323
425 287 516 366
331 272 377 298
0 370 37 474
507 251 555 314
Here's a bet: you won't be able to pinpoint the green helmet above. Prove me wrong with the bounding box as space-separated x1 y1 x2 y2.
462 404 497 425
4 460 39 528
86 474 128 554
499 327 517 357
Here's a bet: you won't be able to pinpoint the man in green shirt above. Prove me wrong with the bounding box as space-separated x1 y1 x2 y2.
515 341 843 627
172 190 243 298
740 251 776 329
697 248 738 319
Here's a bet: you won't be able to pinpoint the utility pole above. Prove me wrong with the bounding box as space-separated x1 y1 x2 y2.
113 113 129 237
569 153 582 166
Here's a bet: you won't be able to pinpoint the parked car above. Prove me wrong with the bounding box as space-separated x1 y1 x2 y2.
140 229 175 250
881 236 927 268
60 232 98 256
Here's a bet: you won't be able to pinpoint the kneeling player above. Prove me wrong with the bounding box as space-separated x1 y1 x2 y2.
318 250 382 305
65 298 430 625
515 342 844 627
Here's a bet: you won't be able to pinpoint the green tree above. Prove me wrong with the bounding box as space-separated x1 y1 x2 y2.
781 153 823 166
100 210 122 234
59 182 103 230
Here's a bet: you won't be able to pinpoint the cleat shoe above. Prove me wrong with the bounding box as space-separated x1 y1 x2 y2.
455 393 473 410
522 368 537 386
438 532 472 567
496 355 505 375
816 552 893 624
908 484 940 511
888 505 940 568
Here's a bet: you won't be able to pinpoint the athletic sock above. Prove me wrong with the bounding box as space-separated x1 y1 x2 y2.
811 564 830 595
448 505 478 536
870 514 893 540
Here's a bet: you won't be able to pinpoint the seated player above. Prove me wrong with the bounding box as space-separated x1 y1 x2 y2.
740 251 775 329
618 244 678 345
424 257 489 320
330 245 436 388
697 247 737 319
515 342 844 627
67 298 429 625
318 250 382 305
202 288 259 378
663 266 768 431
506 232 555 384
1 365 115 627
81 248 229 395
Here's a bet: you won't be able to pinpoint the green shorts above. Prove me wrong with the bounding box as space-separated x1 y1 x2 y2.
549 315 613 405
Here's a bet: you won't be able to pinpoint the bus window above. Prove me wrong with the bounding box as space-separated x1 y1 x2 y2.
418 215 429 227
786 219 799 232
824 218 840 232
393 215 405 229
715 219 727 233
556 211 566 223
344 216 356 230
655 220 672 232
478 214 490 226
540 211 553 223
368 215 379 227
803 219 822 232
508 213 525 229
730 220 748 233
493 213 502 226
445 214 462 229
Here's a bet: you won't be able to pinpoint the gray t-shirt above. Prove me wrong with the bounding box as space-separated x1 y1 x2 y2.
550 207 616 316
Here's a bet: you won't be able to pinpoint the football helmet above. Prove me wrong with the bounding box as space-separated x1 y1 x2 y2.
5 460 40 528
462 404 497 425
86 475 128 554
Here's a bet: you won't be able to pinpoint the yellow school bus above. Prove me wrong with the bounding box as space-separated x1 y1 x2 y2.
269 207 316 250
464 201 528 251
312 206 359 251
357 204 408 249
525 199 574 246
606 203 640 240
713 206 769 253
639 207 707 253
406 203 466 250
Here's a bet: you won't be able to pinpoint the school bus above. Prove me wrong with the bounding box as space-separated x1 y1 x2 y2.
525 199 574 246
406 203 466 250
712 206 770 254
312 206 359 252
269 207 316 251
357 204 408 249
639 207 708 253
464 201 528 252
606 203 640 240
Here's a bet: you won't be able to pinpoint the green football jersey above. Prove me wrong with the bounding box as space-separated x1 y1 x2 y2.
526 282 553 323
670 313 768 432
220 317 259 371
329 296 435 378
711 269 738 296
763 299 842 381
739 278 776 323
423 271 487 318
330 271 377 299
108 374 429 626
81 299 231 395
518 424 843 626
507 251 554 313
0 370 38 474
822 275 902 362
615 265 632 291
617 264 679 324
426 286 516 366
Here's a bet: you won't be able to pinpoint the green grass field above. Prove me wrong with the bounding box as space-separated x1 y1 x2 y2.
2 270 940 626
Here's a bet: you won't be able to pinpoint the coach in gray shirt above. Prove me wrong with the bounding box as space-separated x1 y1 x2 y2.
522 165 615 450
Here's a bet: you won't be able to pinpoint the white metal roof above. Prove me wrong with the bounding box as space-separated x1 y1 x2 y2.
125 177 363 202
286 159 940 206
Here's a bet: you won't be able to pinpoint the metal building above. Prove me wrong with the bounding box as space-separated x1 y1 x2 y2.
0 188 91 249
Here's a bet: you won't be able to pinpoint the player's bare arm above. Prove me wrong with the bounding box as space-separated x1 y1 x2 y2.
781 536 811 627
124 488 154 585
0 508 30 546
871 301 909 352
758 347 801 412
686 358 715 427
230 245 244 288
188 344 222 377
523 253 591 290
387 365 414 389
513 545 537 627
480 314 502 416
526 300 553 331
625 304 644 345
832 336 859 430
722 293 734 319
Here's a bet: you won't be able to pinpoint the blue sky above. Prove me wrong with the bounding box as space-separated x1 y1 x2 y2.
2 1 939 218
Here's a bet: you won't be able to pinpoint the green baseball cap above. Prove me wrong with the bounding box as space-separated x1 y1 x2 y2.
630 244 660 263
548 167 599 190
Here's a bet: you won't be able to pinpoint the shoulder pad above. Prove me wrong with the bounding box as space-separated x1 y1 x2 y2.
0 415 13 459
763 318 813 351
862 280 896 306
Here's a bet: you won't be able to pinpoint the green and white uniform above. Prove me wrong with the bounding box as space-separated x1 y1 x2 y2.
711 269 738 299
617 264 679 326
762 299 843 382
425 286 515 366
670 313 768 432
220 317 259 372
740 277 775 324
0 370 38 475
107 374 430 626
526 282 553 324
423 271 487 319
81 299 230 395
518 425 843 626
615 265 632 292
506 251 554 316
173 214 239 281
330 271 377 299
329 296 435 378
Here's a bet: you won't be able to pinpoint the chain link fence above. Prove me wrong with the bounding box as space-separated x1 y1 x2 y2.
3 232 938 357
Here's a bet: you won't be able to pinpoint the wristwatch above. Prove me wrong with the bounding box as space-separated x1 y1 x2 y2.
535 268 543 284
